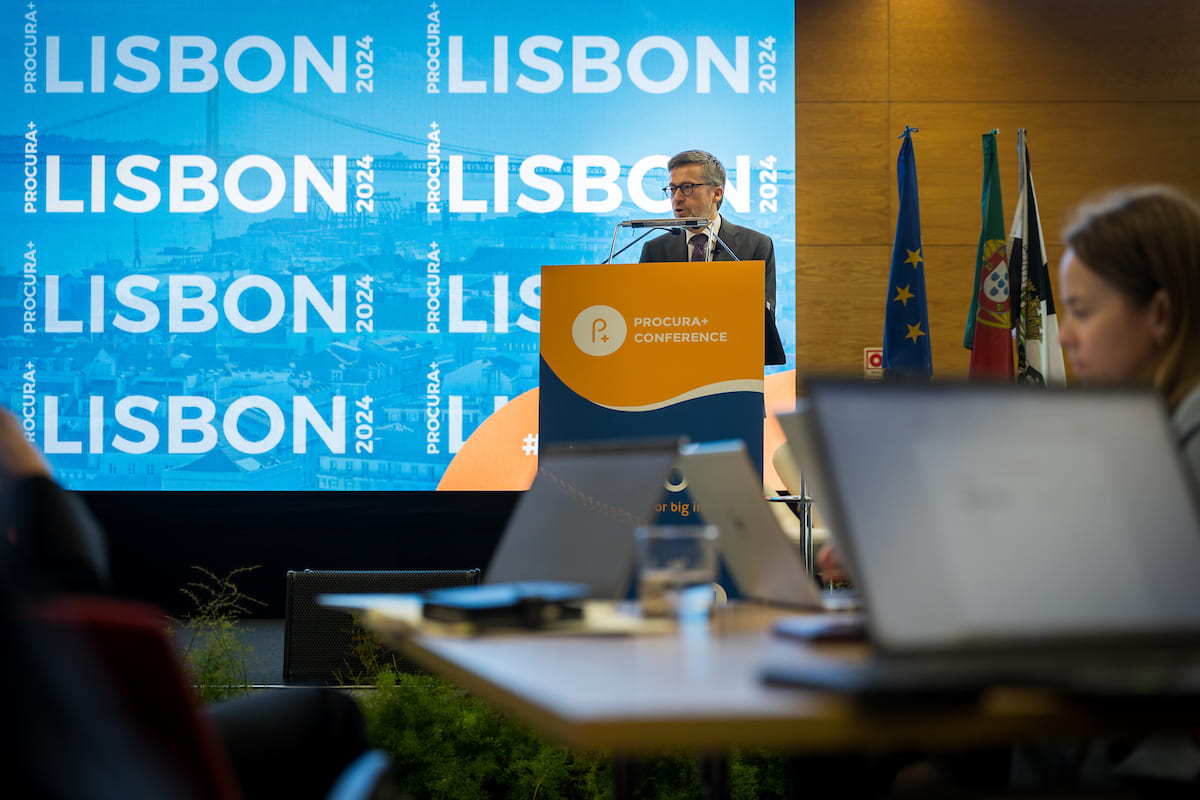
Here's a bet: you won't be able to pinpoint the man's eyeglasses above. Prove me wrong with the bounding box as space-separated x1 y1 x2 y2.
662 182 715 198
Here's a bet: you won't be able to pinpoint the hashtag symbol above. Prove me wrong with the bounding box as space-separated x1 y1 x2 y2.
521 433 538 456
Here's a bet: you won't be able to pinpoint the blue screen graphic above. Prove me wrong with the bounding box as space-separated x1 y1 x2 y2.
2 0 794 490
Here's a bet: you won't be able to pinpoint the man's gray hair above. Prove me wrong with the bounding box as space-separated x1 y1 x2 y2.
668 150 726 189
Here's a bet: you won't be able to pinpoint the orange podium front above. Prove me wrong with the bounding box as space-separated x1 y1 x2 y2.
539 259 765 474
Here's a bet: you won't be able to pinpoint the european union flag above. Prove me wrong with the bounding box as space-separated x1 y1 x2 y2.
883 126 932 377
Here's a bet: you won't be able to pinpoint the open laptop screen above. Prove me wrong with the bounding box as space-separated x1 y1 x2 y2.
802 380 1200 652
484 439 679 598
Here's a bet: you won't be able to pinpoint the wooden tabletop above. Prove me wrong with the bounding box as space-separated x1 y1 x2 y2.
367 604 1142 755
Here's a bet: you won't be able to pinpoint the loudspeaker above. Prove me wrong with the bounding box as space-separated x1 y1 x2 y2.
283 568 481 684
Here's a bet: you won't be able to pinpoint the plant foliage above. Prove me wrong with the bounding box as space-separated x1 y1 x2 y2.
174 565 265 703
355 668 788 800
357 669 610 800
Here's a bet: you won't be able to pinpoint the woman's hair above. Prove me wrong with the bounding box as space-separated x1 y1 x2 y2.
1063 185 1200 409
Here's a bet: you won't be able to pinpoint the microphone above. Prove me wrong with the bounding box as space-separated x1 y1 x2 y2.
619 217 709 229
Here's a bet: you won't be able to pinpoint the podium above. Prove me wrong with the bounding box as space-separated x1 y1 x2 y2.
539 260 765 475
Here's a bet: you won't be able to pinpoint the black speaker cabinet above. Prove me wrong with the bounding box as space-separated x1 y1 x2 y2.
283 568 481 684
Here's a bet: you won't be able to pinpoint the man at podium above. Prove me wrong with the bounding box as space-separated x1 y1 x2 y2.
639 149 785 364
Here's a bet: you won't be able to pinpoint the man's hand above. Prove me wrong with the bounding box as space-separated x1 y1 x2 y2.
817 541 850 585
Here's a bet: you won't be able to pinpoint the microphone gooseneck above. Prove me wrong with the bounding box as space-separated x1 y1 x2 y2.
605 225 669 264
704 221 740 262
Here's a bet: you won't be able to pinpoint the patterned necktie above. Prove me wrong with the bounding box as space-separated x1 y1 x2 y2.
690 232 709 262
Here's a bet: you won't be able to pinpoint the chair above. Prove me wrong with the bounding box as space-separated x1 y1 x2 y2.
2 437 395 799
29 595 244 800
28 595 397 800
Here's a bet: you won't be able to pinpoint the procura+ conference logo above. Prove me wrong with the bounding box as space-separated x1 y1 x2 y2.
571 305 626 356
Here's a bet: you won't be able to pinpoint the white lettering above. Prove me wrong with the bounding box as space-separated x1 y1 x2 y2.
572 36 620 93
573 155 621 212
449 275 486 333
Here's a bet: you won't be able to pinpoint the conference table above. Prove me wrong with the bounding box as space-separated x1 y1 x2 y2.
358 602 1197 796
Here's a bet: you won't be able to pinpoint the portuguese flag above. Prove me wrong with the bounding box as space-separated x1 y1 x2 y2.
964 130 1014 380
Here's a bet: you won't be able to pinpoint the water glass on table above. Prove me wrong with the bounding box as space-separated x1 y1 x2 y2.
634 525 719 618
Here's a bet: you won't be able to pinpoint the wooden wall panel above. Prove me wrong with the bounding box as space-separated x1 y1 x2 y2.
795 0 888 102
890 1 1200 103
922 244 984 378
795 245 891 373
796 103 891 245
795 244 977 379
791 1 1200 385
887 104 1200 247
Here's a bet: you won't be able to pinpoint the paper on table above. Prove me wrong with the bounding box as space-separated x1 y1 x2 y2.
317 593 676 637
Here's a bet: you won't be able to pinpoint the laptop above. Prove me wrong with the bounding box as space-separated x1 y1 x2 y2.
764 379 1200 698
486 437 831 609
675 439 838 609
484 438 682 599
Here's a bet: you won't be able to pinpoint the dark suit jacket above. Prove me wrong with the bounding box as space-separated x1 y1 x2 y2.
638 216 785 364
